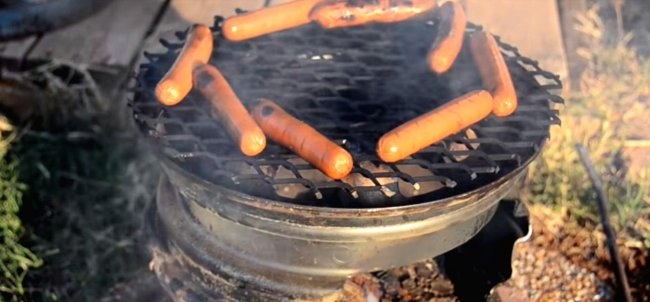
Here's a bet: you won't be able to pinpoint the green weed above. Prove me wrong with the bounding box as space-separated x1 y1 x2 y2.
0 118 43 301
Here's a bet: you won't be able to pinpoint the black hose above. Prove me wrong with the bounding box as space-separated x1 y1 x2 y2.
576 144 633 302
0 0 113 41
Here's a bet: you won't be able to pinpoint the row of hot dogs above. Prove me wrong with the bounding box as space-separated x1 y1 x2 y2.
222 0 436 41
153 0 518 181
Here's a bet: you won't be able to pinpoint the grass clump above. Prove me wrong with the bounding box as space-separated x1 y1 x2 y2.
1 62 158 301
527 4 650 247
0 116 42 301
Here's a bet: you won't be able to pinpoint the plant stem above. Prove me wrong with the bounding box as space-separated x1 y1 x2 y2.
576 144 632 302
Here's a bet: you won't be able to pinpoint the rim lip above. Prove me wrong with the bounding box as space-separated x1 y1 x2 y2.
158 145 538 218
152 173 505 287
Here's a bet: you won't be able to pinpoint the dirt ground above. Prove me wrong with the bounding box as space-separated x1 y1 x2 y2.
334 204 648 302
520 205 650 301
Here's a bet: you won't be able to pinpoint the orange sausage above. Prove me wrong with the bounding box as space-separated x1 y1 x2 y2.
311 0 437 29
469 31 518 117
193 64 266 156
222 0 323 41
252 99 353 179
375 0 437 23
376 90 493 163
427 1 467 74
156 24 213 106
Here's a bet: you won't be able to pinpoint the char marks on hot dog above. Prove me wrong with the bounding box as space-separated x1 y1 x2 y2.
311 0 437 29
427 1 467 74
156 24 213 106
252 99 354 179
193 64 266 156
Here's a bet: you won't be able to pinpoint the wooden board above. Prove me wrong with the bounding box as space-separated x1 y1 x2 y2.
138 0 266 61
462 0 569 84
557 0 588 90
25 0 166 67
0 36 38 63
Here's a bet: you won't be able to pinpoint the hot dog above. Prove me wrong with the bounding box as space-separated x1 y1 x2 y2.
469 31 518 117
155 24 213 106
252 99 354 179
376 0 437 23
376 90 493 163
222 0 323 41
311 0 437 29
427 1 466 74
193 63 266 156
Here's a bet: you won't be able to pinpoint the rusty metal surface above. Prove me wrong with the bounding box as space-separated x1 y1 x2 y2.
148 173 511 300
131 16 561 207
148 175 531 301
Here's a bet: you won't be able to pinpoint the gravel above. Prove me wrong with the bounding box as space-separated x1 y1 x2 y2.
505 242 614 301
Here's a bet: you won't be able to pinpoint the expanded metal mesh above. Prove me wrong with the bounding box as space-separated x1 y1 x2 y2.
131 16 561 207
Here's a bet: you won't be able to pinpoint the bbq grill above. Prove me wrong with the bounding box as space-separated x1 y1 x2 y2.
131 12 562 302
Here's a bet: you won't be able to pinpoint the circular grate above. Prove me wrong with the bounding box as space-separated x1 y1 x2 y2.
131 16 562 207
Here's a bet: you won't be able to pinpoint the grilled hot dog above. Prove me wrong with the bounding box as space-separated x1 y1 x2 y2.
193 64 266 156
427 1 466 74
155 24 213 106
311 0 437 29
469 31 518 117
376 90 493 163
252 99 353 179
222 0 323 41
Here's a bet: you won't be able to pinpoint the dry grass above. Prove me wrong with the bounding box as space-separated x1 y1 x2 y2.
527 3 650 249
524 4 650 299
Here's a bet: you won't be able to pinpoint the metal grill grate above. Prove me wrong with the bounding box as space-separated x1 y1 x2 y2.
131 16 562 207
